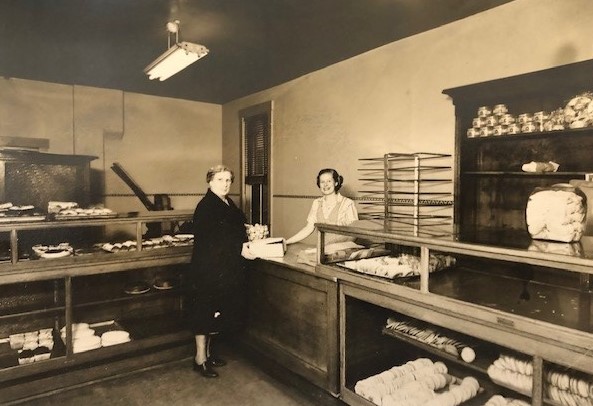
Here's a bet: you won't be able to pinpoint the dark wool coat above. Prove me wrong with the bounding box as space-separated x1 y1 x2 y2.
188 189 249 335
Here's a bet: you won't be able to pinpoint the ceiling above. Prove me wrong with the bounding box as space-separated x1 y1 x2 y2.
0 0 515 104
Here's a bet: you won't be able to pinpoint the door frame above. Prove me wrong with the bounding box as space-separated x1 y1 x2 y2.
239 100 273 232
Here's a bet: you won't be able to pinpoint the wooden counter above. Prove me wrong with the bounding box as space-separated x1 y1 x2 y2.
242 243 340 395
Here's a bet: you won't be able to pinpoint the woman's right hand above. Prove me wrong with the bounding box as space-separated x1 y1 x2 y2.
241 242 257 260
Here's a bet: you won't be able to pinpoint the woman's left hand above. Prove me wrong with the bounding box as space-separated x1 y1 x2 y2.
241 242 257 260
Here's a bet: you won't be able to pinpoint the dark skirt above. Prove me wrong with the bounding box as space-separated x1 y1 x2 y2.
186 269 247 335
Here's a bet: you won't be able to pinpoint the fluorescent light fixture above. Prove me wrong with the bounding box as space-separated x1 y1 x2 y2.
144 20 209 81
144 41 209 81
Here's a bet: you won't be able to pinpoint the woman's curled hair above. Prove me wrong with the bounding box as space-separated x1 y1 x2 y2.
316 168 343 192
206 165 235 183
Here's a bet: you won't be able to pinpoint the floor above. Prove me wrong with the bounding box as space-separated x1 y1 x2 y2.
11 342 343 406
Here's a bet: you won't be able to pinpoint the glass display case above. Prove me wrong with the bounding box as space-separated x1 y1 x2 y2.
0 210 194 402
315 222 593 406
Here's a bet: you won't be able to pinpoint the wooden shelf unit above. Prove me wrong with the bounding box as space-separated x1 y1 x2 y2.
442 59 593 235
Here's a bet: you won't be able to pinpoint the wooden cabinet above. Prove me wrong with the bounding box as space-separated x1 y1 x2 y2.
0 210 194 403
315 223 593 406
243 257 339 395
442 59 593 235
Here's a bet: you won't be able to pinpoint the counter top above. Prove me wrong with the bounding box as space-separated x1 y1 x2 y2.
255 242 316 274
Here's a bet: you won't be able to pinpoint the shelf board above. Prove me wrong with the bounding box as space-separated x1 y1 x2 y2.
358 165 452 171
360 177 451 182
0 210 193 232
358 191 453 196
0 305 65 320
0 247 191 284
359 152 452 161
463 127 593 142
381 327 490 375
73 287 188 308
462 171 588 177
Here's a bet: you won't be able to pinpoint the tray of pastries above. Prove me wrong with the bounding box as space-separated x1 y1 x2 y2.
49 201 117 220
31 243 74 259
0 202 46 222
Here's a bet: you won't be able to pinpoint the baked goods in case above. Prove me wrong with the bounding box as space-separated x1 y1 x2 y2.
32 242 74 259
341 253 455 279
545 368 593 406
385 317 473 361
521 161 559 173
101 330 131 347
487 354 533 394
485 395 530 406
526 184 586 242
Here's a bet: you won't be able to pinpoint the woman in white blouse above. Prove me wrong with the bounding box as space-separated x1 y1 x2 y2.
286 168 358 245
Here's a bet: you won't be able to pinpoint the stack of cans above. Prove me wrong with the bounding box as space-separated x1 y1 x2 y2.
467 104 515 137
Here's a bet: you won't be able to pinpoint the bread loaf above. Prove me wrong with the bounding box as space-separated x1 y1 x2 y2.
526 184 586 242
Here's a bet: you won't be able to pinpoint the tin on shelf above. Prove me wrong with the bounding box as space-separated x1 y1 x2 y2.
507 124 521 134
472 117 486 128
479 126 494 137
485 116 498 126
493 125 508 136
518 113 533 124
521 122 537 133
533 111 549 123
493 104 508 115
467 128 481 138
477 106 492 118
499 114 515 125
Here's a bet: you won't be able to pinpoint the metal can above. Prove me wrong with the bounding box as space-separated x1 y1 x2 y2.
477 106 492 118
472 117 486 128
479 126 494 137
493 125 508 136
493 104 508 115
467 128 480 138
518 113 533 124
499 114 515 125
507 124 521 134
533 111 549 123
485 116 498 126
521 122 537 133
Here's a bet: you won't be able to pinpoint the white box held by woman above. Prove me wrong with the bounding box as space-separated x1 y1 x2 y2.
250 238 286 258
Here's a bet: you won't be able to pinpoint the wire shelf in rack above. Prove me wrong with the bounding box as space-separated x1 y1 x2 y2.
358 152 454 236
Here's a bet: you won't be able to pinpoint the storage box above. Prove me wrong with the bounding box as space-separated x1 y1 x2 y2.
250 237 286 258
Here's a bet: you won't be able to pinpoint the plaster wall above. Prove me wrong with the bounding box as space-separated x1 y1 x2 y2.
0 79 222 217
222 0 593 243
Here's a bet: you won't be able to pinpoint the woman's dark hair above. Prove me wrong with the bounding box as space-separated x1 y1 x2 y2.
316 168 343 192
206 165 235 183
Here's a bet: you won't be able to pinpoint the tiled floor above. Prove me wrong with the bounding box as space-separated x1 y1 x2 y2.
12 343 342 406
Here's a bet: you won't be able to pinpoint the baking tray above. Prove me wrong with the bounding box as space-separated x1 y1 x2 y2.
0 215 46 223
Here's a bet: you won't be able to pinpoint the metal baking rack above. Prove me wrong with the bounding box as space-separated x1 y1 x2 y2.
358 152 454 237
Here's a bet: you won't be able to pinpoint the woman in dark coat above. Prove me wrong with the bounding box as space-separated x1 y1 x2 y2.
189 165 255 378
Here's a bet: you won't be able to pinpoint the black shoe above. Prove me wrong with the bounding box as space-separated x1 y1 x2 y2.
193 360 219 378
207 355 227 367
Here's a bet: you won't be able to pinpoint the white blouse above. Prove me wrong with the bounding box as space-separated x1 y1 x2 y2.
306 193 358 227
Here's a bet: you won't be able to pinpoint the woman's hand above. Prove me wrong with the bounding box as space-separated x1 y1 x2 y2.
241 242 257 260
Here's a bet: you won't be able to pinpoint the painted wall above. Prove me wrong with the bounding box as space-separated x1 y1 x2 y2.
222 0 593 243
0 79 222 220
